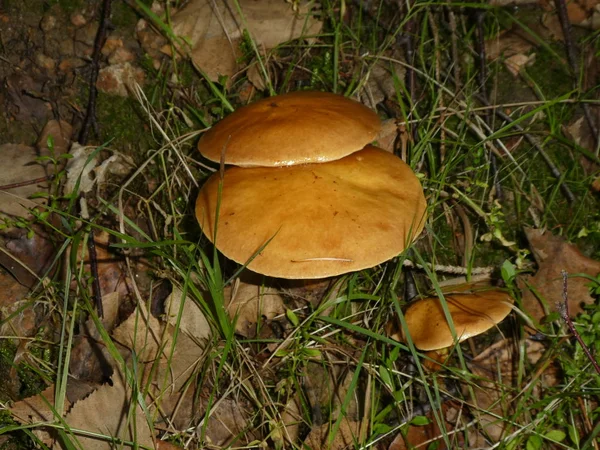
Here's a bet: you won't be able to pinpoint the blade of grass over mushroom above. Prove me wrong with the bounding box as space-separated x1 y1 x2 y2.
230 0 275 96
391 290 453 450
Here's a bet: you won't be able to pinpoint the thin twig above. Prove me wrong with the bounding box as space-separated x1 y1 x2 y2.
78 0 112 318
0 175 54 191
558 270 600 376
86 230 104 319
79 0 113 144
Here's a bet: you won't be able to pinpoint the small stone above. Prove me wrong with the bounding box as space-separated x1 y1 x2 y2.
70 12 87 27
96 62 145 97
40 14 57 32
75 22 98 46
108 46 135 65
102 36 123 56
35 53 56 71
58 57 87 72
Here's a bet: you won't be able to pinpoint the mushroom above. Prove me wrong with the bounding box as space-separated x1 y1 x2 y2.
196 145 427 279
399 288 514 352
198 91 381 167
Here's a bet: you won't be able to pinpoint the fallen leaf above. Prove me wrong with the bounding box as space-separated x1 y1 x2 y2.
485 28 537 61
164 286 211 342
59 370 155 450
360 59 405 108
1 224 56 287
0 144 51 219
304 418 361 450
224 278 285 337
10 385 68 447
375 119 399 153
202 398 254 447
165 0 322 81
504 52 536 76
36 119 73 155
520 228 600 324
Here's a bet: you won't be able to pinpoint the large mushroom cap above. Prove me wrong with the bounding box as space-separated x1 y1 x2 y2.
196 145 427 279
403 289 514 351
198 91 381 167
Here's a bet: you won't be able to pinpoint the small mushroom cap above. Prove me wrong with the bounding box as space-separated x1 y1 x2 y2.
196 145 427 279
198 91 381 167
403 289 514 351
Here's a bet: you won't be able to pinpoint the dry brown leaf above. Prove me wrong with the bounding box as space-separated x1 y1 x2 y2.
504 53 536 76
202 398 254 447
1 224 57 287
164 286 211 342
111 302 165 362
10 385 68 447
224 279 285 337
375 119 399 154
485 29 537 61
36 119 73 155
360 59 405 108
59 371 155 450
65 145 133 196
520 228 600 324
165 0 322 81
566 116 597 158
0 144 51 219
304 418 361 450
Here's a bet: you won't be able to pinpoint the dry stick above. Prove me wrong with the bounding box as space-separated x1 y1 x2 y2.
78 0 112 144
558 270 600 376
555 0 599 152
472 9 504 202
0 175 54 191
79 0 112 318
86 234 104 318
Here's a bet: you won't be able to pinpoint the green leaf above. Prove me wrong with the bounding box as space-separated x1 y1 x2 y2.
410 415 430 426
379 366 393 388
568 424 580 446
526 434 543 450
501 259 516 284
544 430 565 442
286 309 300 327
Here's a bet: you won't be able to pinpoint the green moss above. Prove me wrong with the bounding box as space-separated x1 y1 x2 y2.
111 1 142 29
94 93 153 157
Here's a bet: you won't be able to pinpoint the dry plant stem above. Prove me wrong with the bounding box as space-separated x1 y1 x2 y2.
576 396 600 450
78 0 112 144
0 175 54 191
86 230 104 318
558 270 600 376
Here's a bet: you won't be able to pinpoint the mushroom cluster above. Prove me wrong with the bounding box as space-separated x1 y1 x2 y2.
195 91 427 279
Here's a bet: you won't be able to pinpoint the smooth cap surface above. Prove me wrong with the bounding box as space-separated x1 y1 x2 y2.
403 289 514 351
196 145 427 279
198 91 381 167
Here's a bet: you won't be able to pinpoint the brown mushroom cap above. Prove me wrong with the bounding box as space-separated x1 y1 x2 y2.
196 145 427 279
403 289 514 351
198 91 381 167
